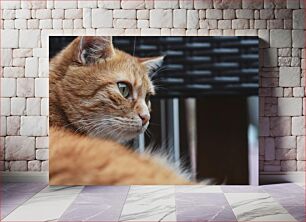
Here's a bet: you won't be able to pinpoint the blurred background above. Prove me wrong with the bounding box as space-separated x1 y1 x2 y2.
50 36 259 185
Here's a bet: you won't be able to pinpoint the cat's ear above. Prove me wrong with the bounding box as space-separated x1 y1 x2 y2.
78 36 114 64
139 56 165 76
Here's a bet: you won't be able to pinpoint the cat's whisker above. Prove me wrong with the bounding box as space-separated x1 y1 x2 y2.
144 129 152 138
64 116 144 140
153 86 167 91
94 121 124 137
150 65 172 78
87 122 105 135
80 119 113 134
61 119 94 128
61 116 116 129
106 125 126 140
152 64 166 74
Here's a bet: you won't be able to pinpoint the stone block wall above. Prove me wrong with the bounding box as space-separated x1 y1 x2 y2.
0 0 305 173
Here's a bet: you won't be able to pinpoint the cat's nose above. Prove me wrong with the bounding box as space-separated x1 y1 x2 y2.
139 113 150 126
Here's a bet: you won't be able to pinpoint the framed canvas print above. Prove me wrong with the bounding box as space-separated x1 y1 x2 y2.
49 36 259 185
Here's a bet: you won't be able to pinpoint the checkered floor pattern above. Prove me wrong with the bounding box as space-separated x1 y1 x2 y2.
1 182 304 221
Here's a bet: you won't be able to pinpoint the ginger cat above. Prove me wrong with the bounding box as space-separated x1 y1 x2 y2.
49 36 192 185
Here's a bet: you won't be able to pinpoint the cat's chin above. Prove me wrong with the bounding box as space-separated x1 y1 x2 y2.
115 130 144 144
119 124 149 141
89 129 142 144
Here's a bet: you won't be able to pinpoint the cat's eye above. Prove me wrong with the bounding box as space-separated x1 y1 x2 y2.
117 82 130 98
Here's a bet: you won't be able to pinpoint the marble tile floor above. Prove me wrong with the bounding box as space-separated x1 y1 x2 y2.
1 182 304 221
